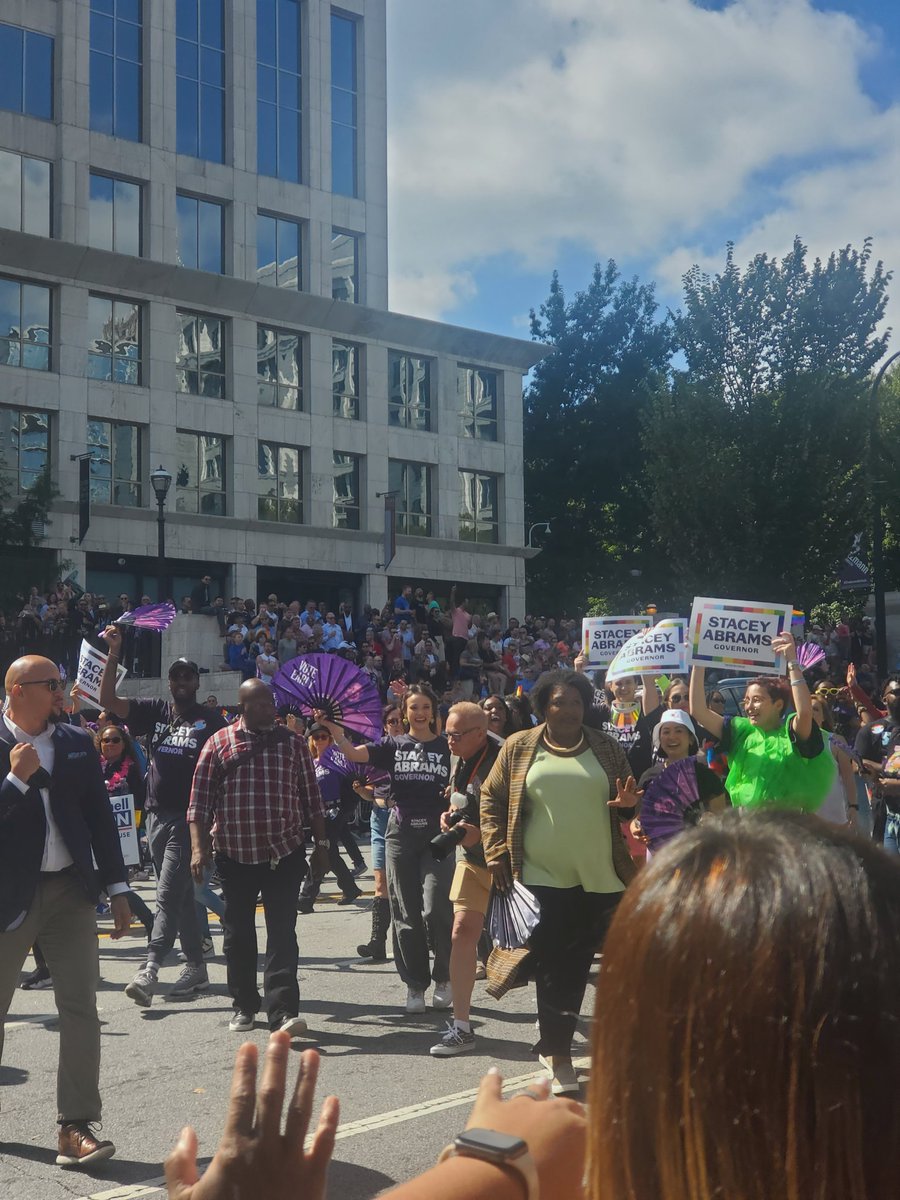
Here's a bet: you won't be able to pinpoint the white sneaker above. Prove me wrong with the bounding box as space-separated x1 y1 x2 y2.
538 1053 580 1095
405 988 427 1014
278 1015 309 1038
432 981 453 1009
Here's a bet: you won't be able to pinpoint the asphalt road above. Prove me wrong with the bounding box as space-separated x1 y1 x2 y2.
0 850 595 1200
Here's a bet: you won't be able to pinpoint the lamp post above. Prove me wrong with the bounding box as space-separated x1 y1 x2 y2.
870 350 900 680
149 465 173 602
526 521 551 549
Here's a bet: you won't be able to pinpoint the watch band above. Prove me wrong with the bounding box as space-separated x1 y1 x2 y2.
315 838 330 848
437 1139 539 1200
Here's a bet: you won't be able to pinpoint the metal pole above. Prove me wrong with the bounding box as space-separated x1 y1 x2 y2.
870 349 900 681
157 498 166 602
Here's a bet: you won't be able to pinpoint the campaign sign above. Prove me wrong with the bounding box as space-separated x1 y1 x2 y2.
582 616 652 667
688 597 793 675
606 619 688 681
109 792 140 866
75 640 127 704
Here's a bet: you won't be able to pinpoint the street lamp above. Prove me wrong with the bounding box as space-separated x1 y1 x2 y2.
149 465 173 602
870 350 900 679
526 521 551 549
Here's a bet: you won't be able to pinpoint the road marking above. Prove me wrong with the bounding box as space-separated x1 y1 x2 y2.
80 1057 591 1199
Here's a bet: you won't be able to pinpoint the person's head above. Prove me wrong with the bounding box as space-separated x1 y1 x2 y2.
656 708 699 759
881 674 900 721
201 574 212 586
402 584 412 599
810 693 836 732
264 641 275 655
325 612 335 625
168 658 200 707
5 655 65 726
589 811 900 1200
95 722 135 764
231 631 244 646
481 694 512 737
705 687 726 715
401 683 440 734
383 703 403 735
239 678 276 731
531 669 594 740
445 701 489 760
307 722 333 758
664 678 689 709
607 675 637 705
204 694 218 707
743 676 791 730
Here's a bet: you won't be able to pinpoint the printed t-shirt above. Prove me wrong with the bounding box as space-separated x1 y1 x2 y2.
855 718 900 812
719 715 834 812
127 699 227 814
366 734 451 828
594 700 642 755
521 745 624 894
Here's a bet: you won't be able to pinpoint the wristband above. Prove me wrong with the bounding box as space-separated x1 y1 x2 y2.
786 661 799 671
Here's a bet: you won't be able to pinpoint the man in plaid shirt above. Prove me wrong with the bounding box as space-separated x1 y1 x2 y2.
188 679 330 1036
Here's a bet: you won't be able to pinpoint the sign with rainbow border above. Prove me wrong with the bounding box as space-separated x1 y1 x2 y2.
688 596 793 675
582 615 653 667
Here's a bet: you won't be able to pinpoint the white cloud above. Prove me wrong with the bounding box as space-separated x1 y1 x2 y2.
387 0 899 331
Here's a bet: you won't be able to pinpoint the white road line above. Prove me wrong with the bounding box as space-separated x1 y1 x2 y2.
81 1057 591 1199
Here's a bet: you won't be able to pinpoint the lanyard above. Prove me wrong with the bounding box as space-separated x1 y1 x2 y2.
455 744 488 792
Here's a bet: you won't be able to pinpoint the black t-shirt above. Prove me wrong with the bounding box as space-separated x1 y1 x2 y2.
855 718 900 810
127 699 228 814
452 733 503 867
366 733 451 827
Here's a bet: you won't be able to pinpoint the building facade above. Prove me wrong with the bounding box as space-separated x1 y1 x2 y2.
0 0 542 620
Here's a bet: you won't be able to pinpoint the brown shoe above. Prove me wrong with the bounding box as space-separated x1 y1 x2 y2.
56 1121 116 1167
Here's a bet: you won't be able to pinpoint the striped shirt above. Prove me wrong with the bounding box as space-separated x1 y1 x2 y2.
187 721 324 864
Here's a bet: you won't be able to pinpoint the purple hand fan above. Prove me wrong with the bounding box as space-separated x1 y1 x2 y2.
273 653 382 741
113 601 177 632
319 744 390 787
639 757 702 852
796 641 825 671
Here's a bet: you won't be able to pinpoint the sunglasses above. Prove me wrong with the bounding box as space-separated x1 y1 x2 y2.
311 732 331 740
668 694 688 703
817 687 842 696
19 678 64 692
101 735 123 744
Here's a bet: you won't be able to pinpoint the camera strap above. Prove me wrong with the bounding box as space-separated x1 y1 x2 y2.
454 744 488 794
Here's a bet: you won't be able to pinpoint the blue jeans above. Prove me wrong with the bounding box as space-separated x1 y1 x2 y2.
883 811 900 857
195 861 226 939
370 804 390 871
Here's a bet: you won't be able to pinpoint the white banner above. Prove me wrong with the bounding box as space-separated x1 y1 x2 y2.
688 596 793 676
581 615 652 667
605 619 688 681
75 640 127 705
109 792 140 866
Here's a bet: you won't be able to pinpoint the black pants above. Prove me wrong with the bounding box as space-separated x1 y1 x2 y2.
528 885 621 1058
446 636 467 679
215 848 306 1027
298 813 358 901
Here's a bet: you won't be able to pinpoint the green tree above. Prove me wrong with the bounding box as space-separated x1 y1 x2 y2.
877 363 900 588
0 469 60 607
524 262 673 615
644 237 890 610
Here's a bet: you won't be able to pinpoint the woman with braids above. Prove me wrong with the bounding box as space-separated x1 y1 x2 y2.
689 630 835 811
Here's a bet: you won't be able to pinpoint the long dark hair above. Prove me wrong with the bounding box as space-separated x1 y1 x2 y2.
401 682 440 732
590 811 900 1200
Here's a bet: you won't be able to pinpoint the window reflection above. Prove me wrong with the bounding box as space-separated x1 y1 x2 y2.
459 366 498 441
87 295 141 385
258 440 302 523
257 324 301 409
176 193 225 273
176 430 226 515
332 340 360 418
90 0 141 140
331 230 359 303
257 0 301 181
256 214 300 289
388 459 431 536
0 150 51 237
389 352 431 431
0 279 51 372
333 451 360 530
0 23 54 120
176 0 225 162
87 418 142 506
459 470 499 543
0 406 50 494
176 310 226 397
331 13 358 197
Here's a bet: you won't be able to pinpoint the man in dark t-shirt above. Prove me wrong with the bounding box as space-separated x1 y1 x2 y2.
855 675 900 850
100 629 227 1006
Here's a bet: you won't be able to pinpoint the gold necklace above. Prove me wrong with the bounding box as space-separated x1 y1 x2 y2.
542 730 585 754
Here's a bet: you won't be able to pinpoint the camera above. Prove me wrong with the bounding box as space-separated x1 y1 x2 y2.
430 789 478 861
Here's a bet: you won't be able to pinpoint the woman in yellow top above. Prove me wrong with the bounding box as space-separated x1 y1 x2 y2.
480 669 638 1095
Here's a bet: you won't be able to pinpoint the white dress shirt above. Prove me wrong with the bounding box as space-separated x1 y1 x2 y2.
4 715 127 895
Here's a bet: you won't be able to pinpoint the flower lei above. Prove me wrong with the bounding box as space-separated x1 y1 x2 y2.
104 754 134 794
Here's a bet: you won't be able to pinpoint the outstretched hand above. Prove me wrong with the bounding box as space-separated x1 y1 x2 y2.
165 1035 338 1200
610 776 642 808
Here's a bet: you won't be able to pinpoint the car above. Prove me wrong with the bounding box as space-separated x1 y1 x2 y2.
712 677 754 719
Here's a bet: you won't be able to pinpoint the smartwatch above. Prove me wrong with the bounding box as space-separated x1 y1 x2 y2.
438 1128 539 1200
315 838 330 849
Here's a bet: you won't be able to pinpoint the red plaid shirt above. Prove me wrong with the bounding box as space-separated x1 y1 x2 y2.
187 721 324 864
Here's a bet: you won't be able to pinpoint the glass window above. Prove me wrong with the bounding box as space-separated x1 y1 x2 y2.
176 193 225 273
459 470 499 544
88 173 142 256
0 23 53 120
176 310 226 397
90 0 142 140
331 229 359 302
332 339 360 418
256 213 300 289
257 441 302 523
0 278 51 372
176 430 226 515
0 407 50 493
257 325 301 409
388 460 431 537
176 0 225 162
0 150 51 238
87 418 142 506
331 12 357 197
458 366 499 441
257 0 301 181
388 351 431 431
87 295 142 385
332 451 360 530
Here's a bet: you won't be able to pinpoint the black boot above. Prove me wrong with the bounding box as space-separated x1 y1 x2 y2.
357 896 390 961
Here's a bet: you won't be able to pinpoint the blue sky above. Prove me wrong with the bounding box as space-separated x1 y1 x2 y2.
386 0 900 349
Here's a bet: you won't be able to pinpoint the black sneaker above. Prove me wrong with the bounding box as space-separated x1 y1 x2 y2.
429 1023 476 1057
21 965 53 990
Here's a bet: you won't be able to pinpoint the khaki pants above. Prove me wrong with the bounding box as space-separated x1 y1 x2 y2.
0 869 101 1122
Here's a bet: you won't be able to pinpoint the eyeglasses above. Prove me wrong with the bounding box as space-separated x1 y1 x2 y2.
446 728 479 741
101 735 123 745
668 694 688 704
19 679 64 692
